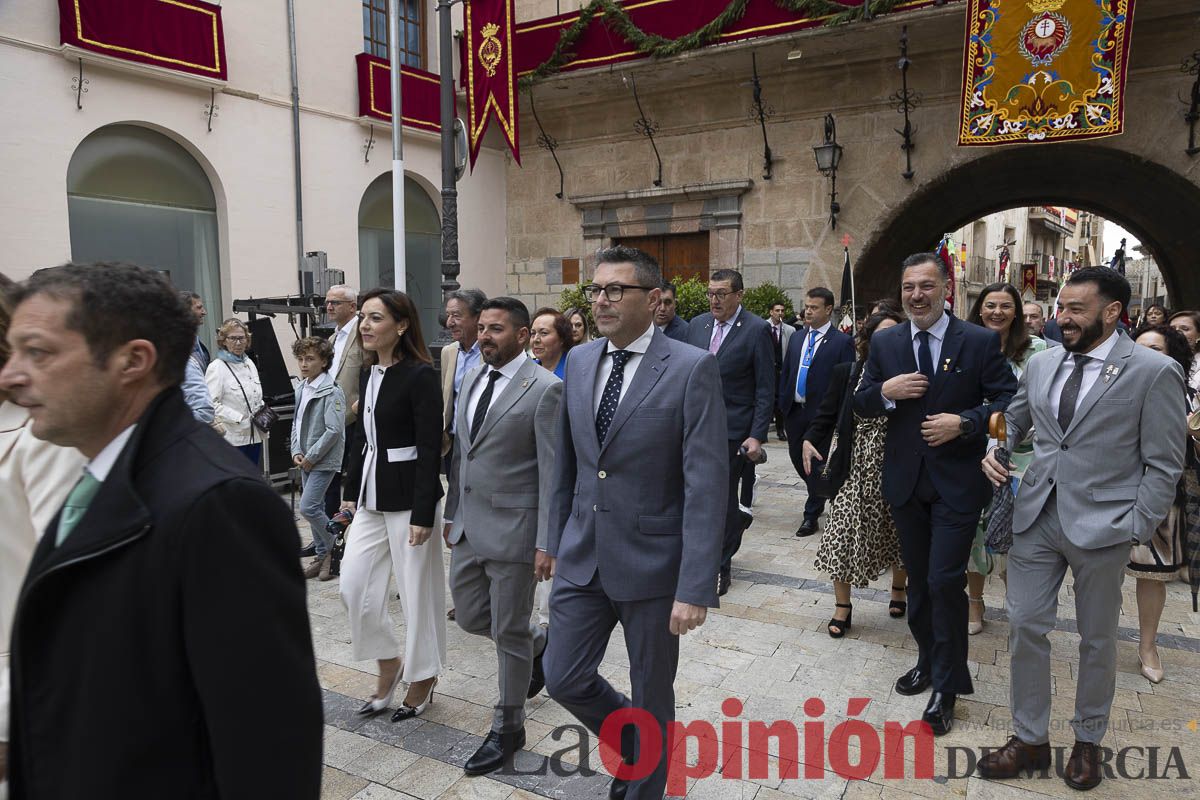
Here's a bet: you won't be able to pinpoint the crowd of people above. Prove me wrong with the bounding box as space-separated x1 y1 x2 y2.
0 248 1195 799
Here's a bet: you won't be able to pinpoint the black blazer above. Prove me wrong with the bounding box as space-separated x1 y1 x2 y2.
854 315 1018 513
685 310 776 442
8 389 323 799
778 325 856 421
804 360 860 487
344 359 444 526
661 314 690 342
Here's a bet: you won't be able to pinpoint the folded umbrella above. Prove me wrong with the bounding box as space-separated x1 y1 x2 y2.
985 412 1014 555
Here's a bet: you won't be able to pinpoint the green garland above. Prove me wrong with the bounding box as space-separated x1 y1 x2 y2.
521 0 902 86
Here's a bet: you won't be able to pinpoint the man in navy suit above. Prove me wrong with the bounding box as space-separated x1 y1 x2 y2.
854 253 1017 736
654 282 690 342
778 287 855 537
686 269 775 596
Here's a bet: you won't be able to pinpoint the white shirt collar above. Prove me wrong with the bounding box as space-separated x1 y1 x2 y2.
87 424 136 483
488 351 529 380
1074 328 1121 362
812 320 832 336
335 318 355 336
607 323 656 355
912 311 951 342
461 340 481 356
306 370 334 389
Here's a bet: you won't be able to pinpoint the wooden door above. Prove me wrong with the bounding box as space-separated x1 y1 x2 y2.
615 232 709 282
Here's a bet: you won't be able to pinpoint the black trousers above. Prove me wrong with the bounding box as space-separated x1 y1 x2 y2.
888 463 978 696
720 441 750 574
784 405 826 524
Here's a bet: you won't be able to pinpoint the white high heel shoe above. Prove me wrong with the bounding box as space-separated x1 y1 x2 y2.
357 666 404 716
391 677 438 722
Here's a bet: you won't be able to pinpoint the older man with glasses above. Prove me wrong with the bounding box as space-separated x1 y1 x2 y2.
311 284 364 531
685 269 776 596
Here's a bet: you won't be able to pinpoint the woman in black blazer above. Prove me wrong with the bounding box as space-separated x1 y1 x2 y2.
339 288 446 721
802 309 908 638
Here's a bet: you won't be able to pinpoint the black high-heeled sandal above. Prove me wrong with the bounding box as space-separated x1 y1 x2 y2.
827 603 852 638
889 585 907 619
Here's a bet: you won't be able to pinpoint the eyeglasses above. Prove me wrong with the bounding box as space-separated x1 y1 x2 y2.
582 283 655 303
225 335 247 343
706 290 741 300
326 299 353 306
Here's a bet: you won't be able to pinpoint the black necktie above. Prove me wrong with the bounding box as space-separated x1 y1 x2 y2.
595 350 632 444
470 369 502 443
1057 354 1089 432
916 330 934 379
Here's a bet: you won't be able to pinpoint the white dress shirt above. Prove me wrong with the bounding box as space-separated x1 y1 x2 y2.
331 319 355 376
793 320 833 402
593 323 656 414
449 341 482 435
465 352 527 429
87 425 137 483
708 306 743 352
882 312 951 411
360 365 387 510
1048 329 1121 421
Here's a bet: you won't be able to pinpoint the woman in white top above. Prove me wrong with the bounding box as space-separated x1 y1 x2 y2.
205 318 266 465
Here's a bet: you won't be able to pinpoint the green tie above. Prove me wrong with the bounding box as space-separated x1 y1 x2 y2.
56 471 102 546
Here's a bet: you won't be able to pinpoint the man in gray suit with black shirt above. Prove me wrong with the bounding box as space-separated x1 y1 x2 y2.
543 245 728 800
978 267 1185 791
444 297 561 777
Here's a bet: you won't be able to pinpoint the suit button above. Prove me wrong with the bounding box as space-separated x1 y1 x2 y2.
465 487 472 493
1061 444 1068 451
593 504 598 512
598 470 607 479
468 453 475 460
1048 478 1054 485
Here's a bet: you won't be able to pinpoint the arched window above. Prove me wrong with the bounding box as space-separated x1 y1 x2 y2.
358 174 442 338
67 124 221 346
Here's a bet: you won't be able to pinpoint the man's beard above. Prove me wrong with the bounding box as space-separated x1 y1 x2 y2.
1062 315 1105 353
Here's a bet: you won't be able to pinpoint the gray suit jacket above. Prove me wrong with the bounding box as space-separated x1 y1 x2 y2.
546 330 729 607
445 357 562 562
1005 333 1186 548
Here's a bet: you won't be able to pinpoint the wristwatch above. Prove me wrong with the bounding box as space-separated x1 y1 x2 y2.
959 415 975 438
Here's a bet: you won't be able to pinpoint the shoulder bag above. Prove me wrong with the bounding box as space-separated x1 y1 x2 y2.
809 363 861 499
223 360 279 435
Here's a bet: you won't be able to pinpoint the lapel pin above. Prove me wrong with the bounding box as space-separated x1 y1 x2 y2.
521 379 530 388
736 321 742 327
1103 364 1120 384
943 358 951 372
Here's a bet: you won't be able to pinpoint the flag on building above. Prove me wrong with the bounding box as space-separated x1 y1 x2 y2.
465 0 519 169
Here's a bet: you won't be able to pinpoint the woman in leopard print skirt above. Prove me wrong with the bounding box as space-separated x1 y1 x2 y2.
803 309 907 637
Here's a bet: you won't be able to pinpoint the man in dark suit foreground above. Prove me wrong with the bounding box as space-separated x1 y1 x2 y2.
1 263 322 799
686 268 775 595
778 287 855 536
543 245 727 800
854 253 1017 736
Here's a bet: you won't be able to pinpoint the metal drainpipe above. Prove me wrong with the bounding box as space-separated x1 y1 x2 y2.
287 0 305 289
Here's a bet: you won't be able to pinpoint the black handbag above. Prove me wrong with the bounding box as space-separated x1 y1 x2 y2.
809 364 860 499
223 361 278 435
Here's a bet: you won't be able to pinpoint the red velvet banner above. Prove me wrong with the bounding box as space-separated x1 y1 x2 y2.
355 53 443 134
58 0 227 81
507 0 945 80
465 0 520 168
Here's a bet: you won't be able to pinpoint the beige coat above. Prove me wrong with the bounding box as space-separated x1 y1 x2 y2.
0 401 85 741
330 319 363 426
439 343 459 456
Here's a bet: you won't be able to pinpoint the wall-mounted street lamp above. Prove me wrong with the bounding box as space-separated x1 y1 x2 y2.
813 114 844 229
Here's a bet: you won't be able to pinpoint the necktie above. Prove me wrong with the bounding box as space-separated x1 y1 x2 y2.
56 470 102 546
1057 354 1089 433
795 329 821 400
709 322 726 355
595 350 632 444
916 330 934 379
773 325 781 345
470 369 503 443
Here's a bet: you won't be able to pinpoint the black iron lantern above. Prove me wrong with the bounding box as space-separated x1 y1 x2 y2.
813 114 843 228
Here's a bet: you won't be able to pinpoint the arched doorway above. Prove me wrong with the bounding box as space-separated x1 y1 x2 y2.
358 174 442 338
67 124 221 346
855 145 1200 308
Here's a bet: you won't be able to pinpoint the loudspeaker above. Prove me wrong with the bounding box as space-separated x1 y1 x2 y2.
246 317 294 402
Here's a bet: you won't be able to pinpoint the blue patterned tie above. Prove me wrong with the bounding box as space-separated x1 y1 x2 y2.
595 350 632 444
794 329 821 400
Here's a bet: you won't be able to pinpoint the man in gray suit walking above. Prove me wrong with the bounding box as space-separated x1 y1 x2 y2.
543 245 728 800
978 268 1185 790
444 297 562 777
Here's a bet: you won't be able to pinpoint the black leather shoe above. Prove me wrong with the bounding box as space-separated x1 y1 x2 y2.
610 777 628 799
299 541 317 558
464 728 526 776
717 569 731 597
895 667 931 696
795 519 817 537
527 637 546 699
922 692 955 736
738 509 754 532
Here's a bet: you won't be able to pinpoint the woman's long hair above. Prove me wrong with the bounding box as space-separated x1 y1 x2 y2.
855 309 905 361
968 282 1032 363
359 288 431 366
564 307 592 344
1169 310 1200 354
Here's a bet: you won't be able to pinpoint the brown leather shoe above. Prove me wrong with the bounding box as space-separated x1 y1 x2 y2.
318 553 334 581
977 736 1052 779
1064 741 1102 790
302 557 322 579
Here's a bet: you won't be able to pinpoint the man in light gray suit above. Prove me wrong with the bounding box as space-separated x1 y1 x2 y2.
444 297 561 777
543 245 728 800
978 268 1185 791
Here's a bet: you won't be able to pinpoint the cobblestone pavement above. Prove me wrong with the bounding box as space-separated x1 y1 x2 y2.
307 440 1200 799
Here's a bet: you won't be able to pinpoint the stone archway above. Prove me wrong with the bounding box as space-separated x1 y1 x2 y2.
855 144 1200 307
